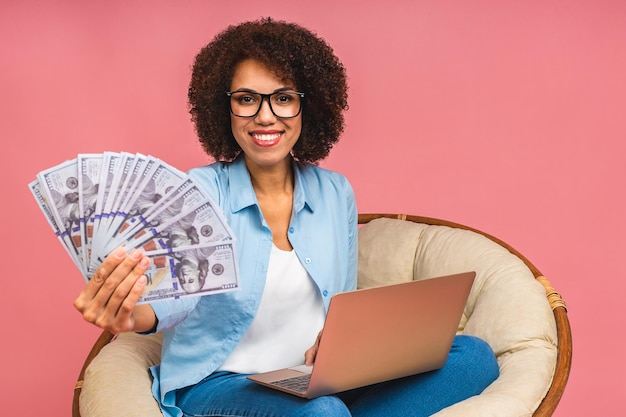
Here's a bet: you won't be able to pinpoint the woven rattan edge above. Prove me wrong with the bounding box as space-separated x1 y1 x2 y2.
536 276 567 311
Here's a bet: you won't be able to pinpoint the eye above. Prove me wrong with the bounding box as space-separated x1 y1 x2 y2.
239 96 255 105
233 93 259 106
273 93 295 105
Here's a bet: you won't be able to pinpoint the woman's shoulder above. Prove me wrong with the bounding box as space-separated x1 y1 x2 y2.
187 159 228 175
187 160 240 183
185 160 233 202
296 163 355 200
297 162 351 185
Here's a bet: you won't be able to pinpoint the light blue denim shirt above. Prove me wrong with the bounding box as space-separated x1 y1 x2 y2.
149 156 358 417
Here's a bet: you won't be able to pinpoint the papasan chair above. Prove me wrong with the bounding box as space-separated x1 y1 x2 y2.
73 213 572 417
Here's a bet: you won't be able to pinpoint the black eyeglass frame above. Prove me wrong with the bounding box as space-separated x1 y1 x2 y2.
226 90 305 119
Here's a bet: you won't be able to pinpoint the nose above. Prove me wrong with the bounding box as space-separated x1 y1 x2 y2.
255 96 276 123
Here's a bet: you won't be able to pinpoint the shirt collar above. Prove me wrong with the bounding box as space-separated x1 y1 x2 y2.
293 161 314 214
228 156 256 213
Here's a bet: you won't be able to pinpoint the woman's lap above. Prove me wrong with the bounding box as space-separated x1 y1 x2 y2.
346 335 499 416
176 335 499 417
176 371 350 417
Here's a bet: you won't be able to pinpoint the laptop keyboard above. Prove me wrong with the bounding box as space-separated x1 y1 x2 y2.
272 373 311 393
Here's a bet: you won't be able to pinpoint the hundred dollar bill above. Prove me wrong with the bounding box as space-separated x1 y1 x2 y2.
89 151 122 264
108 157 186 242
91 197 232 274
102 153 149 243
99 153 137 237
125 199 233 254
97 152 135 238
110 177 215 247
105 155 157 239
36 158 87 276
89 153 153 272
78 153 104 268
29 179 85 276
138 242 240 303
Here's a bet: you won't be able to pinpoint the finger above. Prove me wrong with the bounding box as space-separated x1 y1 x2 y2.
304 346 317 366
91 249 146 307
304 330 323 365
92 246 127 286
76 249 146 326
117 275 148 331
109 256 150 318
95 253 149 319
93 255 150 332
75 246 125 302
97 275 148 334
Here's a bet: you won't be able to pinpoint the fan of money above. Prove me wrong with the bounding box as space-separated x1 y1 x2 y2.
29 152 240 303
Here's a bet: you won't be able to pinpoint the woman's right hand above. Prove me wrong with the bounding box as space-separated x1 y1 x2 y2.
73 246 156 334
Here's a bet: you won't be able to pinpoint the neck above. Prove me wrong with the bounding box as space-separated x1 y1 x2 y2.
245 156 294 197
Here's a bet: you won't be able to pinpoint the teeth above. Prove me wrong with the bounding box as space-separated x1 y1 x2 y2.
252 133 280 141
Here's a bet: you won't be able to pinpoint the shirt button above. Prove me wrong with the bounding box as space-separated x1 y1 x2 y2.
323 290 329 297
289 227 295 233
305 257 311 264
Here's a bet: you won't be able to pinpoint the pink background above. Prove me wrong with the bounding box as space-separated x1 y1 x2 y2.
1 0 624 415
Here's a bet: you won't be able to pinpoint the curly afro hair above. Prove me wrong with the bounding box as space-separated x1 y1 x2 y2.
188 17 348 164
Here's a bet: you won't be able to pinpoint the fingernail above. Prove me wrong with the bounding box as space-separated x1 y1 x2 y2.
139 257 150 267
114 246 126 258
130 249 142 260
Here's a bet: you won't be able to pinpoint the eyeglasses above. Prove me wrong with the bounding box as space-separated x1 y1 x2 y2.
226 90 305 118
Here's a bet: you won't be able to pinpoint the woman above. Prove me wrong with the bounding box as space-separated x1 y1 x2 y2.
74 18 498 417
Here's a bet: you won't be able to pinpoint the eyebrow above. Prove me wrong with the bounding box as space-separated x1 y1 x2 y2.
230 87 297 94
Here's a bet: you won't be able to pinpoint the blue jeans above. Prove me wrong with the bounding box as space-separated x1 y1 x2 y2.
176 335 499 417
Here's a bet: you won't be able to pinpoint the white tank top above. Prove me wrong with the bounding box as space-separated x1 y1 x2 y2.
218 244 326 374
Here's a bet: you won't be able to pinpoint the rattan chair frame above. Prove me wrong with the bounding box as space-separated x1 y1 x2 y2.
73 213 572 417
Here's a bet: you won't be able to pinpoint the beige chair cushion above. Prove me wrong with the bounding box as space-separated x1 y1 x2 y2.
80 218 558 417
359 218 558 417
80 332 163 416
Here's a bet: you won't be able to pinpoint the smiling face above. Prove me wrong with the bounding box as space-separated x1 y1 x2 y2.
229 59 302 172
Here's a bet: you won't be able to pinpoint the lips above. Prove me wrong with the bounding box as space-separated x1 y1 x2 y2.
250 131 282 147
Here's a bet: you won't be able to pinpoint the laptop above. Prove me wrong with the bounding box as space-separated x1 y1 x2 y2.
247 271 476 398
